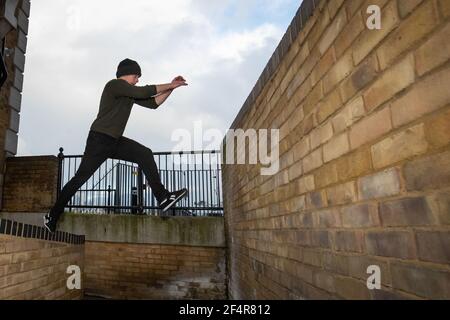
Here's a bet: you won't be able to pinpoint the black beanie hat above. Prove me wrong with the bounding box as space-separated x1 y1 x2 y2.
116 58 142 78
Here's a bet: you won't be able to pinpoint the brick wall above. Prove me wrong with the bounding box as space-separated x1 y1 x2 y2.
0 219 85 300
223 0 450 299
2 155 59 212
55 213 227 300
0 0 31 208
85 242 226 300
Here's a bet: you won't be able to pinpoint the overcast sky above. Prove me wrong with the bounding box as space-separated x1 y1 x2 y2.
17 0 300 156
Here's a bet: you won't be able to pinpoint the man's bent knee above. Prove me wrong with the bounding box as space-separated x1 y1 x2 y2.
144 147 154 156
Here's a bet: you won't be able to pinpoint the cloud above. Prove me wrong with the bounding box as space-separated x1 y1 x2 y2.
18 0 298 156
17 135 31 155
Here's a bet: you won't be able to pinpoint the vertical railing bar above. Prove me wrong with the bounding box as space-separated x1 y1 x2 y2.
194 152 197 212
202 151 205 216
209 152 213 213
111 160 113 212
217 152 221 210
103 159 107 212
68 158 72 212
186 153 190 210
172 154 175 211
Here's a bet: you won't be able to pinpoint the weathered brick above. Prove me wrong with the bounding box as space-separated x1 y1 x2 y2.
323 51 354 95
288 105 305 132
352 1 400 65
350 107 392 149
403 150 450 191
311 47 336 88
426 192 450 225
302 113 315 136
295 230 312 247
328 0 345 19
280 150 294 169
314 162 338 188
304 82 324 116
282 68 299 100
335 11 365 58
287 196 307 214
343 0 367 18
308 7 332 49
315 208 341 228
310 122 333 150
416 231 450 264
440 0 450 17
335 230 365 253
303 148 323 173
380 197 437 227
0 253 12 266
391 263 450 299
424 108 450 149
323 132 350 163
319 7 347 56
335 276 370 299
364 54 415 112
326 181 357 206
323 252 349 275
279 119 291 141
415 22 450 76
332 96 365 133
340 54 379 103
296 174 315 194
286 45 310 98
335 147 372 181
275 169 289 187
399 0 424 17
341 203 380 228
371 123 429 169
306 190 328 209
288 162 303 181
377 0 438 69
293 137 310 161
294 52 320 93
391 67 450 127
310 230 331 248
302 248 323 267
365 231 416 259
294 263 315 284
292 75 314 112
317 87 343 124
358 168 401 200
313 269 336 293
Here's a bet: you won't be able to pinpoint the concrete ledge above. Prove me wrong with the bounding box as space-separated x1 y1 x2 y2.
0 212 225 247
59 213 226 247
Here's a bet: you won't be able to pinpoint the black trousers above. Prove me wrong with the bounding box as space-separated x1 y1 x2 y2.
49 130 169 220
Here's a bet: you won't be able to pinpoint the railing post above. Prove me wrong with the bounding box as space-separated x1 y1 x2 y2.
131 186 137 214
137 168 144 214
107 184 111 214
56 147 64 200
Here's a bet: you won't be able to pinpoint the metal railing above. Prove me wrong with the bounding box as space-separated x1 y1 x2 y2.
57 148 223 216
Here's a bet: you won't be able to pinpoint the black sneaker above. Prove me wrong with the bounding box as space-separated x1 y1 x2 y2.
43 213 57 233
159 188 188 212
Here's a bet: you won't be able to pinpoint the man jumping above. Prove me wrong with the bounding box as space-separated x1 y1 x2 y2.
44 58 188 233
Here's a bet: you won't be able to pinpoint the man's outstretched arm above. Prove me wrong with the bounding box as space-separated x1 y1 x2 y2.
134 76 187 109
134 90 173 109
154 89 173 106
155 76 187 93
